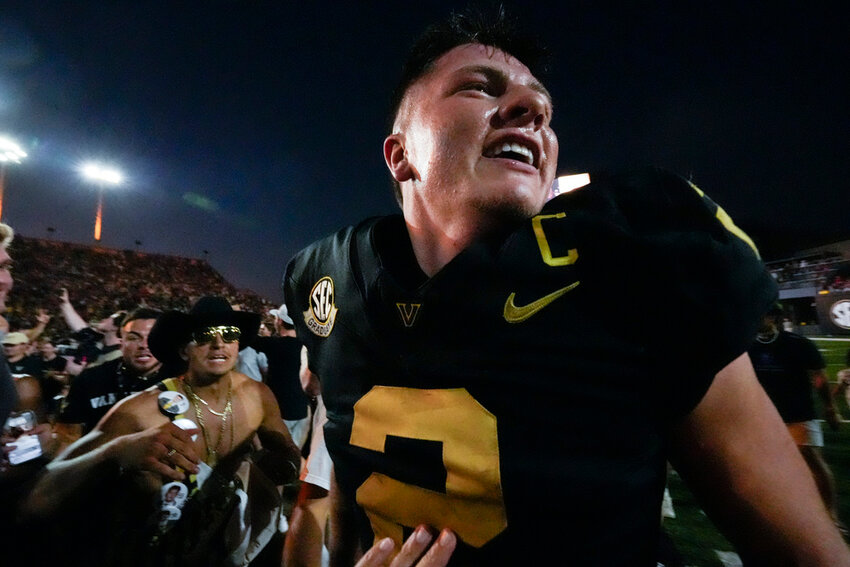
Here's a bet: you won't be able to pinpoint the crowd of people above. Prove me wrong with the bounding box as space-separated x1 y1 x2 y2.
3 6 850 567
767 251 850 291
4 235 276 337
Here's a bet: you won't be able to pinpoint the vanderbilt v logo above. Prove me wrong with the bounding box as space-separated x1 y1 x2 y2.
396 302 422 328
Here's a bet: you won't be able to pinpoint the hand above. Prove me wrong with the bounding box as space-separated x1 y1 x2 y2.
355 526 456 567
31 423 60 459
1 424 55 469
106 421 201 481
59 288 70 304
36 308 51 325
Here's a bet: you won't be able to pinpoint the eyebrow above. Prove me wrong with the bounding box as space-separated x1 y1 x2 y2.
454 64 553 104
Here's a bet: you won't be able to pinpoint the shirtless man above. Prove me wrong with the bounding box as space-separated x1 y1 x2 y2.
25 296 300 566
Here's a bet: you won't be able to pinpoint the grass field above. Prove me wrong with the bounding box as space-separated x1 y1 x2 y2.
663 336 850 566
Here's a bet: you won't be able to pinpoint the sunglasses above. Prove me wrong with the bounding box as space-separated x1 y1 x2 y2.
191 325 241 345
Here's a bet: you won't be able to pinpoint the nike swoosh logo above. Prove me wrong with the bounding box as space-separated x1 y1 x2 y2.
503 281 580 323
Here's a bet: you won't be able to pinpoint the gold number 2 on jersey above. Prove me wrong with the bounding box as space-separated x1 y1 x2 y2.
350 387 507 548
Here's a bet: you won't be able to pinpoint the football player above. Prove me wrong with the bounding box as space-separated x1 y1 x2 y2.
285 7 849 566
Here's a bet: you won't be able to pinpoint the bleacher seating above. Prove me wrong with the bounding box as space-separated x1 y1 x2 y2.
5 235 275 336
766 252 849 291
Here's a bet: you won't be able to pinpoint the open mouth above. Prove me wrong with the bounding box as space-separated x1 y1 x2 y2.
483 137 539 168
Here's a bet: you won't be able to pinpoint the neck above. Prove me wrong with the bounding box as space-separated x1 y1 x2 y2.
127 362 161 378
185 370 232 396
403 206 496 277
103 334 120 346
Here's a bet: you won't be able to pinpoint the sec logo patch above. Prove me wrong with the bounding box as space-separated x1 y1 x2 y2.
830 300 850 330
305 276 338 337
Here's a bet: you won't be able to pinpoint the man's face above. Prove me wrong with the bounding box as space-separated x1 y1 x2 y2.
96 313 121 334
39 341 57 358
182 328 239 380
0 246 13 313
759 314 779 335
390 43 558 222
3 341 27 361
121 318 161 375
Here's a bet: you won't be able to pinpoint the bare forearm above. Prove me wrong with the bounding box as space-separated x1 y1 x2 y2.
256 426 301 484
672 355 850 565
59 301 87 331
24 440 119 517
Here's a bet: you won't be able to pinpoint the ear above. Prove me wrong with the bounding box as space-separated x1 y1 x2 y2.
179 345 189 361
384 135 415 183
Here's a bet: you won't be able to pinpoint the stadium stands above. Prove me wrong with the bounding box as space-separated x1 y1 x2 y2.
4 235 276 336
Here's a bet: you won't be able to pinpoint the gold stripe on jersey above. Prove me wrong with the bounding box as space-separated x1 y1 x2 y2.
688 181 760 258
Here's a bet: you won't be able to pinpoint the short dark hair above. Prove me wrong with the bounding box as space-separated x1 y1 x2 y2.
119 307 163 336
386 5 551 206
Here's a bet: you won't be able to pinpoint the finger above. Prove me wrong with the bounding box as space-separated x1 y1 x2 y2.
416 530 456 567
144 456 186 481
355 537 395 567
167 422 200 443
166 433 201 466
390 526 434 567
167 448 200 474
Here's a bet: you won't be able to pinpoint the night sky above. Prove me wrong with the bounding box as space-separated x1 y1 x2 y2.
1 1 847 301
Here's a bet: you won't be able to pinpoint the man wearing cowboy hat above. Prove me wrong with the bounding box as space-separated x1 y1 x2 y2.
25 296 301 566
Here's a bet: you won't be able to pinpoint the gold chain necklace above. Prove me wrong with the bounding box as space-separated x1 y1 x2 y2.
184 379 233 465
188 387 229 416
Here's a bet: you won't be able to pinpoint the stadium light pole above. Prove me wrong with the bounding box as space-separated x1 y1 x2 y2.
81 163 123 242
0 136 28 221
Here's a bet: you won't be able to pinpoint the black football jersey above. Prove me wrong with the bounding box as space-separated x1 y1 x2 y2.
749 331 825 423
284 168 777 565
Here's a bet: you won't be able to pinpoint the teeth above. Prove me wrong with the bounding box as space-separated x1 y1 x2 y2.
494 142 534 165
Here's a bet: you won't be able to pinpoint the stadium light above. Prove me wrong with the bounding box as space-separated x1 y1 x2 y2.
551 173 591 197
0 136 28 221
81 162 123 241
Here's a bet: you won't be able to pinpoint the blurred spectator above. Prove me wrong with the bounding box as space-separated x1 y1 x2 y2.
1 222 61 563
55 307 165 441
3 332 45 378
254 304 310 447
749 305 844 533
233 303 268 383
833 349 850 417
1 221 17 425
59 287 124 368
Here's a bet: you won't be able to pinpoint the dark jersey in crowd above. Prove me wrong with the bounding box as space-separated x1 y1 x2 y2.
7 355 45 377
59 358 164 434
749 331 824 423
284 168 777 565
253 336 309 421
42 355 69 373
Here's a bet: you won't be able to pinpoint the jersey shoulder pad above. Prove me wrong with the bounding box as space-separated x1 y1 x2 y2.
548 167 776 388
283 216 384 344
